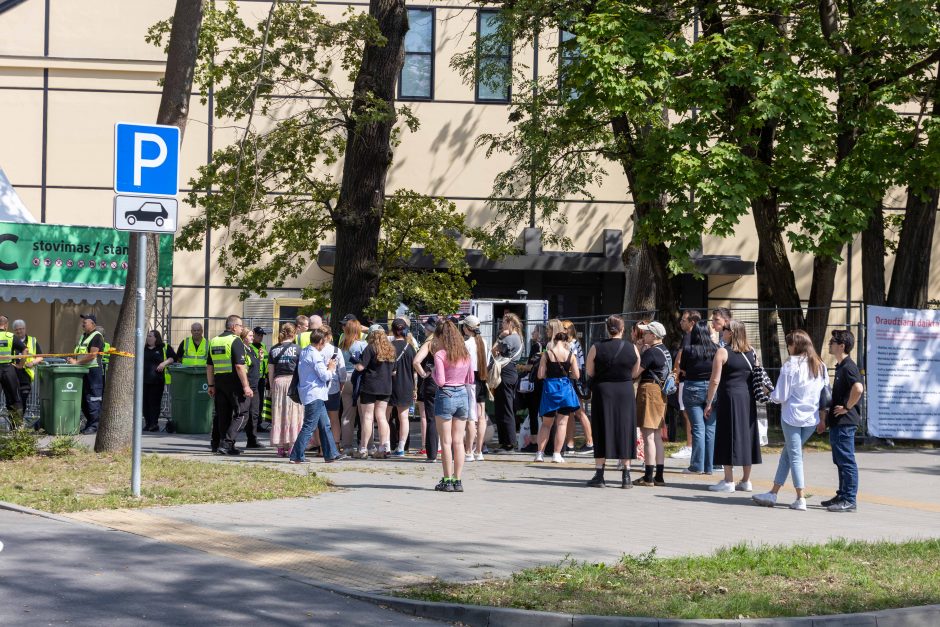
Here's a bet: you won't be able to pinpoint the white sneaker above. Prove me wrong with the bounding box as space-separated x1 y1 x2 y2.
534 452 544 462
752 492 777 507
552 453 565 463
474 452 484 462
709 480 735 493
616 461 624 471
789 497 807 511
735 480 753 492
681 468 701 475
671 445 692 459
465 453 474 462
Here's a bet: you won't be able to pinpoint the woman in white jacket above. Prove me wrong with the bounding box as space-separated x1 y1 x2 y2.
752 330 828 511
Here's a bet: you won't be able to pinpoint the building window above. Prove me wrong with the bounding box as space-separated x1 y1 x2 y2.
399 8 434 100
476 10 511 103
559 29 579 99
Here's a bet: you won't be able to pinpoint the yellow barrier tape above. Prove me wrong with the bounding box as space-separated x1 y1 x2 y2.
7 348 135 360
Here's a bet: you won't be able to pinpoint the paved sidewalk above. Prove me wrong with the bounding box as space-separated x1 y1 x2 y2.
66 432 940 589
0 507 441 626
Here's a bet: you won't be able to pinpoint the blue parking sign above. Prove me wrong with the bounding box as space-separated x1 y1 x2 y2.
114 123 180 196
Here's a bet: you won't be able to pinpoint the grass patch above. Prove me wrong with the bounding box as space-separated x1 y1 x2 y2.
399 540 940 619
0 450 330 513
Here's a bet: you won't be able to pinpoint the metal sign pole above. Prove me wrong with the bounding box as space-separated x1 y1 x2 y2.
131 232 147 497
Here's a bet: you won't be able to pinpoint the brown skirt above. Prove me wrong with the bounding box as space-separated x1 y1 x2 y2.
636 381 666 429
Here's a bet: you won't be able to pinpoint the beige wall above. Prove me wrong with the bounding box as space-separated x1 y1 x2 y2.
1 0 937 326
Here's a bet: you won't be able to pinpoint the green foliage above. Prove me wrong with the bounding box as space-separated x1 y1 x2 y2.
151 1 492 312
0 427 40 461
47 435 81 458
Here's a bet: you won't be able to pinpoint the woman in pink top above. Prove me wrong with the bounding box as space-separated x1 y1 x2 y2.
431 320 474 493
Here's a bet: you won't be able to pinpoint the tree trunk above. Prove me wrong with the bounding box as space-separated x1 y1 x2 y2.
96 0 204 452
861 202 886 307
887 188 939 309
622 240 656 314
751 196 806 335
756 252 782 426
805 255 839 351
330 0 407 333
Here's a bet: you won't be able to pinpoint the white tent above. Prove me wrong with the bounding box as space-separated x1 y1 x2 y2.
0 166 36 223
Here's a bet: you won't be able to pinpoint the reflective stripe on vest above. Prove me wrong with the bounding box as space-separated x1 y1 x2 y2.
0 331 13 364
181 337 208 366
208 334 239 375
24 336 37 380
75 330 103 367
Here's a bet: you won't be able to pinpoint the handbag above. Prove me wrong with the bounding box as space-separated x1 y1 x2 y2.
487 341 522 391
287 366 301 404
818 363 832 414
743 350 774 404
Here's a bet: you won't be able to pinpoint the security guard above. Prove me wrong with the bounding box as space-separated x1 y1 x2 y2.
0 315 27 425
238 326 263 449
67 313 105 435
176 322 208 366
251 326 271 432
207 314 252 455
11 319 42 412
296 314 322 349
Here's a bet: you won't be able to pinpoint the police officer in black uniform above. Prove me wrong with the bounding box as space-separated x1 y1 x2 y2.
207 315 252 455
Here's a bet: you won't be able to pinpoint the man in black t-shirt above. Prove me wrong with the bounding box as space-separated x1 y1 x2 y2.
821 329 864 512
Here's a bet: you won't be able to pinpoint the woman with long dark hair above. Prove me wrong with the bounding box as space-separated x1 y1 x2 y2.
705 319 762 492
431 320 474 492
677 320 718 474
752 330 828 510
585 315 640 487
143 329 174 432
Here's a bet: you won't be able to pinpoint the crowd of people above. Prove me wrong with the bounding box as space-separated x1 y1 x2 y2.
191 307 863 511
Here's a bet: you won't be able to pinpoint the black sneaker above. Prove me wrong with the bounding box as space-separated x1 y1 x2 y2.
245 441 264 449
827 499 857 513
520 443 538 453
435 478 454 492
820 495 840 507
563 445 576 455
453 480 464 492
576 444 595 455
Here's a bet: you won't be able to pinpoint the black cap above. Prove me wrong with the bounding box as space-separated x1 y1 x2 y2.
252 326 270 336
423 315 439 331
341 313 358 324
392 318 408 333
80 313 97 324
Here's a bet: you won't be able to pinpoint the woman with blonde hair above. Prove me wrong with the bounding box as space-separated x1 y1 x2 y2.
752 330 828 510
491 312 524 452
533 322 581 463
353 326 395 458
461 315 489 461
430 320 474 492
267 322 303 457
338 317 367 452
704 319 763 492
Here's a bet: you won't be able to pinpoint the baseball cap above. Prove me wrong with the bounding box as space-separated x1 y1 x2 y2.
461 315 481 332
252 326 270 336
637 321 666 338
423 315 439 331
80 313 97 324
368 323 387 334
341 313 358 324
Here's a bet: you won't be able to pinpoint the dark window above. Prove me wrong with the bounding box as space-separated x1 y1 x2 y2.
399 8 434 100
476 10 511 103
559 29 579 99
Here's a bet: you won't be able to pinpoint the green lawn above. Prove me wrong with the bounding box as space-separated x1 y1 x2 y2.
400 540 940 619
0 450 330 513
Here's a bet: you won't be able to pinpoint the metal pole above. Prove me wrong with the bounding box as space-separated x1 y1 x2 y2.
132 232 147 497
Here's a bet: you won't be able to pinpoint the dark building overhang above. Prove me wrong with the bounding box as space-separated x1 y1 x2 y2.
0 0 29 15
316 228 754 276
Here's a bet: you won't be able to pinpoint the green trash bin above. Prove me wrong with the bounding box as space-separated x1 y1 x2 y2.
38 363 90 435
169 365 214 434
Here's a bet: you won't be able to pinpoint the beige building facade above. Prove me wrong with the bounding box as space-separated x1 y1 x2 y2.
0 0 937 351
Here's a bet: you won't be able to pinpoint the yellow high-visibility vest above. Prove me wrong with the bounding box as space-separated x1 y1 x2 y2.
208 334 239 375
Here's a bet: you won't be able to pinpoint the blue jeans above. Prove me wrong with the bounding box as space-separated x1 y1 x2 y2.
774 422 816 489
290 399 339 462
829 424 858 504
682 381 714 473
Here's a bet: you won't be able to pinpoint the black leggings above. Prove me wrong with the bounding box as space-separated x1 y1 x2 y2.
143 382 164 429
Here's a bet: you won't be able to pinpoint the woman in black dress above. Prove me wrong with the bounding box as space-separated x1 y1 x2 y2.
143 330 174 432
704 319 762 493
585 315 641 488
388 318 417 458
354 326 395 458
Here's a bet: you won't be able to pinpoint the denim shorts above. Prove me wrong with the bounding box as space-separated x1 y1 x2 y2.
434 385 469 420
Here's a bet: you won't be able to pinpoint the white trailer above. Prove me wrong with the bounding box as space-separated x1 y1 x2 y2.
470 298 548 350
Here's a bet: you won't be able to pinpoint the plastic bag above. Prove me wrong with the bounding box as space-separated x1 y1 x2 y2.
517 416 532 450
758 417 769 446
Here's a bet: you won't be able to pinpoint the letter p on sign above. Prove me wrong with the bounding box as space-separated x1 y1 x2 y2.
114 123 180 197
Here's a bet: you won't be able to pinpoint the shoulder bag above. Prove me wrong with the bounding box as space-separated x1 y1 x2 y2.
650 344 678 397
487 340 522 391
743 350 774 404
